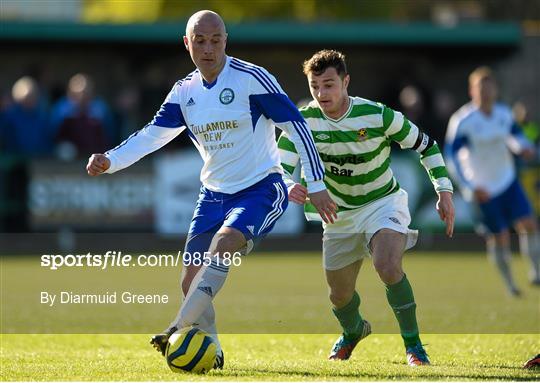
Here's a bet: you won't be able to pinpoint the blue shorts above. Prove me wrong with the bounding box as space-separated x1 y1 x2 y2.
476 178 533 234
185 173 288 256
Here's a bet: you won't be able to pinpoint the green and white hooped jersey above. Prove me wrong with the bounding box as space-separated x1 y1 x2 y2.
278 97 453 220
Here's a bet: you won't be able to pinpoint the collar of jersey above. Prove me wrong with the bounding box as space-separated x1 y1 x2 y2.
320 96 353 123
200 56 231 90
469 101 498 119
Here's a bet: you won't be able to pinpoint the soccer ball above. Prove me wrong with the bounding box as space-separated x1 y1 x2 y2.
165 327 217 374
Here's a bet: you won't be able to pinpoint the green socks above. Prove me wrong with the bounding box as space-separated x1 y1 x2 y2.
333 276 421 347
332 291 364 340
386 274 421 347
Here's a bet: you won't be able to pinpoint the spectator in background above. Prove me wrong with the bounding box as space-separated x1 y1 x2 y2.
0 76 52 156
446 67 539 296
398 84 443 146
51 73 114 158
399 85 425 123
0 76 51 232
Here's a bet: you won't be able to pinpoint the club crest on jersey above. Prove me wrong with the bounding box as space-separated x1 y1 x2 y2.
219 88 235 104
357 128 368 141
316 133 330 141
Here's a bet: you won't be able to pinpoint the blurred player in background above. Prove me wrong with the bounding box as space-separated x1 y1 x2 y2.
86 10 336 369
278 50 454 366
445 67 539 296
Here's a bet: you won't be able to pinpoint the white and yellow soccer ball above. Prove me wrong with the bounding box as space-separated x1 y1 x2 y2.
165 327 217 374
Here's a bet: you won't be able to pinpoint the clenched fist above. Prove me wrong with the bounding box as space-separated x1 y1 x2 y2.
86 154 111 176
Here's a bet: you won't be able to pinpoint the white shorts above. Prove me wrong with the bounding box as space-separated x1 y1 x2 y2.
322 189 418 271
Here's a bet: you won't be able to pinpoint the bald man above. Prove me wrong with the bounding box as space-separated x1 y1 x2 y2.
86 10 336 370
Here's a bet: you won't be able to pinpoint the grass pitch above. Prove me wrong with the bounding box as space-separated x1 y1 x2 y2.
1 252 539 380
1 334 539 381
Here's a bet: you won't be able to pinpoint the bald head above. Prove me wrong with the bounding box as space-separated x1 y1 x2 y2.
185 10 226 38
183 10 228 83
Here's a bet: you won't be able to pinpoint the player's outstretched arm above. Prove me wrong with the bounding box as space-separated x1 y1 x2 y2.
86 153 110 176
101 124 184 174
91 82 187 176
436 191 455 237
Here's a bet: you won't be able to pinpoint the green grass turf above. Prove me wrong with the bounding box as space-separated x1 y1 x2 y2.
1 252 538 334
1 334 539 381
1 252 539 380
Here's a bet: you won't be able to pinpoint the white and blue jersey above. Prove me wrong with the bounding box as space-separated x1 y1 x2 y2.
104 56 325 194
103 56 323 248
445 102 533 233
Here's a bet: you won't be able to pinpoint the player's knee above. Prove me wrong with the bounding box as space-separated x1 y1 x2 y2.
373 255 402 284
493 231 510 246
372 252 397 271
515 217 537 234
212 233 235 254
210 229 246 255
373 259 391 279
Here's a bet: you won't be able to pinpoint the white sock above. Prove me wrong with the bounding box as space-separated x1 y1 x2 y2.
197 304 222 354
166 266 193 332
176 259 229 329
165 264 224 354
519 232 540 282
488 242 519 293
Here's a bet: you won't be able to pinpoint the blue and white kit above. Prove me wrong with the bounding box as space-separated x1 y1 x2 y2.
445 102 533 233
104 56 325 247
186 173 288 256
